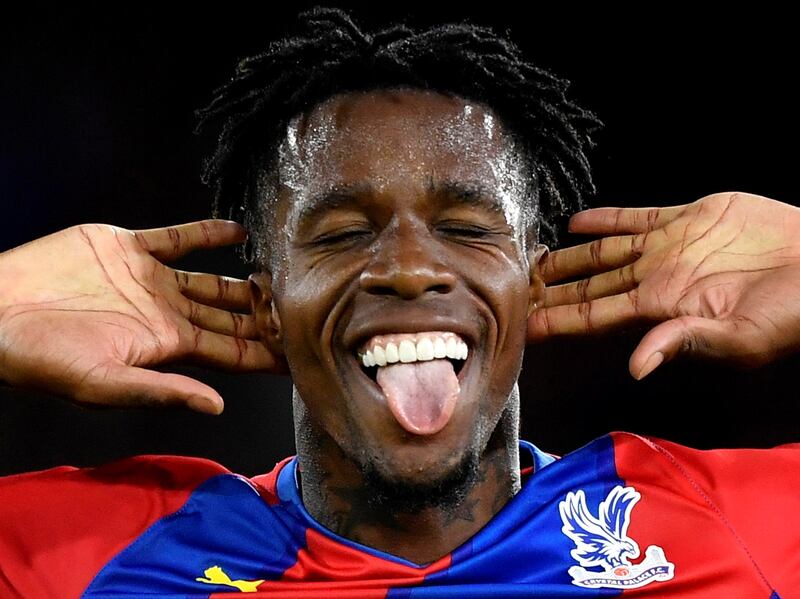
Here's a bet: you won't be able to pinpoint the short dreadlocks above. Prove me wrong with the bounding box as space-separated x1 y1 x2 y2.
194 5 604 271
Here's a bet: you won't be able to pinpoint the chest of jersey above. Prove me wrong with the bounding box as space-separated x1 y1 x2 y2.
78 435 784 598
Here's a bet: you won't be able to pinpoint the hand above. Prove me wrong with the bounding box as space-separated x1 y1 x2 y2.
0 220 280 414
527 192 800 379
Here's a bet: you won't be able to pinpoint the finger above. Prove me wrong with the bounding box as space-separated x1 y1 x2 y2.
539 234 644 284
180 297 260 339
75 361 224 415
133 219 247 263
184 326 288 374
527 290 641 342
628 315 766 380
172 269 251 311
568 205 688 235
544 261 639 307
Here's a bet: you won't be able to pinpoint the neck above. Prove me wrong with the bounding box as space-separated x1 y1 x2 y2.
292 389 521 565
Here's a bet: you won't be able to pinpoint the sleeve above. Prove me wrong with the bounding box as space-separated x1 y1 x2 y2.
0 454 230 598
617 432 800 597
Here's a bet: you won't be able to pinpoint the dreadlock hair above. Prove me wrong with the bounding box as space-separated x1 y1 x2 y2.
194 5 604 272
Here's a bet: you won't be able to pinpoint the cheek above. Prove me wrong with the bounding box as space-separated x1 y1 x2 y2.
464 246 530 321
461 248 530 391
275 260 362 435
280 255 355 338
273 272 329 384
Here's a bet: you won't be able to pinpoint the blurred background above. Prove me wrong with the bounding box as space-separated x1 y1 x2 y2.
1 4 798 476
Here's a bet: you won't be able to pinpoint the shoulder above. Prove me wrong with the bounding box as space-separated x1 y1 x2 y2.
0 453 230 501
610 431 800 521
0 453 233 542
609 430 800 477
610 431 800 595
0 454 232 598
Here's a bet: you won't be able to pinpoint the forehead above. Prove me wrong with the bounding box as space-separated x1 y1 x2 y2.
276 89 529 226
288 89 507 179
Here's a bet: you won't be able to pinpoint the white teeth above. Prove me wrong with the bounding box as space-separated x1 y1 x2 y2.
373 345 387 366
385 342 399 363
416 337 434 361
360 333 470 369
445 337 459 359
399 340 416 363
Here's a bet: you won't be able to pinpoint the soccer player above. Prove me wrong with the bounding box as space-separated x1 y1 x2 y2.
0 6 798 598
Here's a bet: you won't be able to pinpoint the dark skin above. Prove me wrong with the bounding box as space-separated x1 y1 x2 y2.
530 192 800 377
249 89 547 564
2 85 800 568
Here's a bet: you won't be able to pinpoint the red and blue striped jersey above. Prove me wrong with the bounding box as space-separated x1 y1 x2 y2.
0 432 797 598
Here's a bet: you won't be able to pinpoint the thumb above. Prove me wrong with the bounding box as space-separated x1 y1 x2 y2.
629 315 738 380
78 362 225 415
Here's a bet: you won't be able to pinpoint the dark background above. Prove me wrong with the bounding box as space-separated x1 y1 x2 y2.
1 5 798 477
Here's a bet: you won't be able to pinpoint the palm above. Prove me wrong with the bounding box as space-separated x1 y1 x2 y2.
0 220 280 413
528 192 800 377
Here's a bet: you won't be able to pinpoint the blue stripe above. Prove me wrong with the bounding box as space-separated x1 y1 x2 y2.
276 455 444 570
82 473 307 596
389 435 626 597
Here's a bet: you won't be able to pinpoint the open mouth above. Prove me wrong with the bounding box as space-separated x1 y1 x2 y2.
359 356 466 383
347 330 475 436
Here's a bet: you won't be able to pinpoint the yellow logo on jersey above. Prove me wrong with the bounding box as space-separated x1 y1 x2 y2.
196 565 265 593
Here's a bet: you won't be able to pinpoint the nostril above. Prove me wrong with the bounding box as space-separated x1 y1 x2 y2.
429 283 453 294
359 259 457 298
365 285 397 296
367 284 453 296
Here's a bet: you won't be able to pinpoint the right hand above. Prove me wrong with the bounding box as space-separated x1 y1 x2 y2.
528 192 800 380
0 220 280 414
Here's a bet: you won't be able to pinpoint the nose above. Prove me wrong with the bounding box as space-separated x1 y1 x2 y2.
359 220 457 299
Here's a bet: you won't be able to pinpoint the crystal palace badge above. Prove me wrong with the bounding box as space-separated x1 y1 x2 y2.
558 485 675 589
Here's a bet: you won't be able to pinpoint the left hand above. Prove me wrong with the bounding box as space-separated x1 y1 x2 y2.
527 192 800 379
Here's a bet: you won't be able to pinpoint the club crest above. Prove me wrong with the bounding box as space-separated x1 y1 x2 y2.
558 485 675 589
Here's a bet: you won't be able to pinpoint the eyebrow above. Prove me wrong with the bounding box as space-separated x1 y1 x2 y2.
296 178 506 226
432 179 506 214
296 182 375 226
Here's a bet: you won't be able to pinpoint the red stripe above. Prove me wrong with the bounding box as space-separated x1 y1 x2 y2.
250 456 294 506
612 432 792 597
251 527 452 597
0 455 228 598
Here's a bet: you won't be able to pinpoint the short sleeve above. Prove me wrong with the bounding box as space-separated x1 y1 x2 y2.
0 454 229 598
616 432 800 597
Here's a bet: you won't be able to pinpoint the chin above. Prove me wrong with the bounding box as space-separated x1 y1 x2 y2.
355 440 482 514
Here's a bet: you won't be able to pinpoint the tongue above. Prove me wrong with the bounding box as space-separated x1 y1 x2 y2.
375 359 460 435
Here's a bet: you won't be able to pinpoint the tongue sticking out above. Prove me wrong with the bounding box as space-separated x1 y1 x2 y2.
375 359 460 435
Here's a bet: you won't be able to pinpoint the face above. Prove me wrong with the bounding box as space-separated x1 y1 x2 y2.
251 88 546 488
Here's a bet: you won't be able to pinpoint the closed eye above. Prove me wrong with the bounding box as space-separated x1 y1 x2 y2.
313 229 372 245
436 225 494 238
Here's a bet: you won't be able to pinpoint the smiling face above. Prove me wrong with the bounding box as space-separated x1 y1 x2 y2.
251 88 546 492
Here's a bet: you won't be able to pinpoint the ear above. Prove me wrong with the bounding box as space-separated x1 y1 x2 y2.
526 243 549 318
248 271 290 374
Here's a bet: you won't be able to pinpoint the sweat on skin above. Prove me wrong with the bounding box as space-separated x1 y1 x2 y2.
248 88 549 564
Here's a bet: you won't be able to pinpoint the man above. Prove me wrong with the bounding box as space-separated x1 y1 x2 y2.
0 6 798 598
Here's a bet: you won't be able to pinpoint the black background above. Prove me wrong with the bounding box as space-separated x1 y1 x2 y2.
1 4 798 477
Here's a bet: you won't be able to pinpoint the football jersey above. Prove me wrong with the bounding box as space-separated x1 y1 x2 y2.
0 431 797 598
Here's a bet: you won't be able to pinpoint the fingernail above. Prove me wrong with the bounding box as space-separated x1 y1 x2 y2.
187 395 222 415
637 351 664 380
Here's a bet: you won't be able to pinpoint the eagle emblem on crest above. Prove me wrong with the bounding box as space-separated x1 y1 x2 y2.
559 485 675 589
